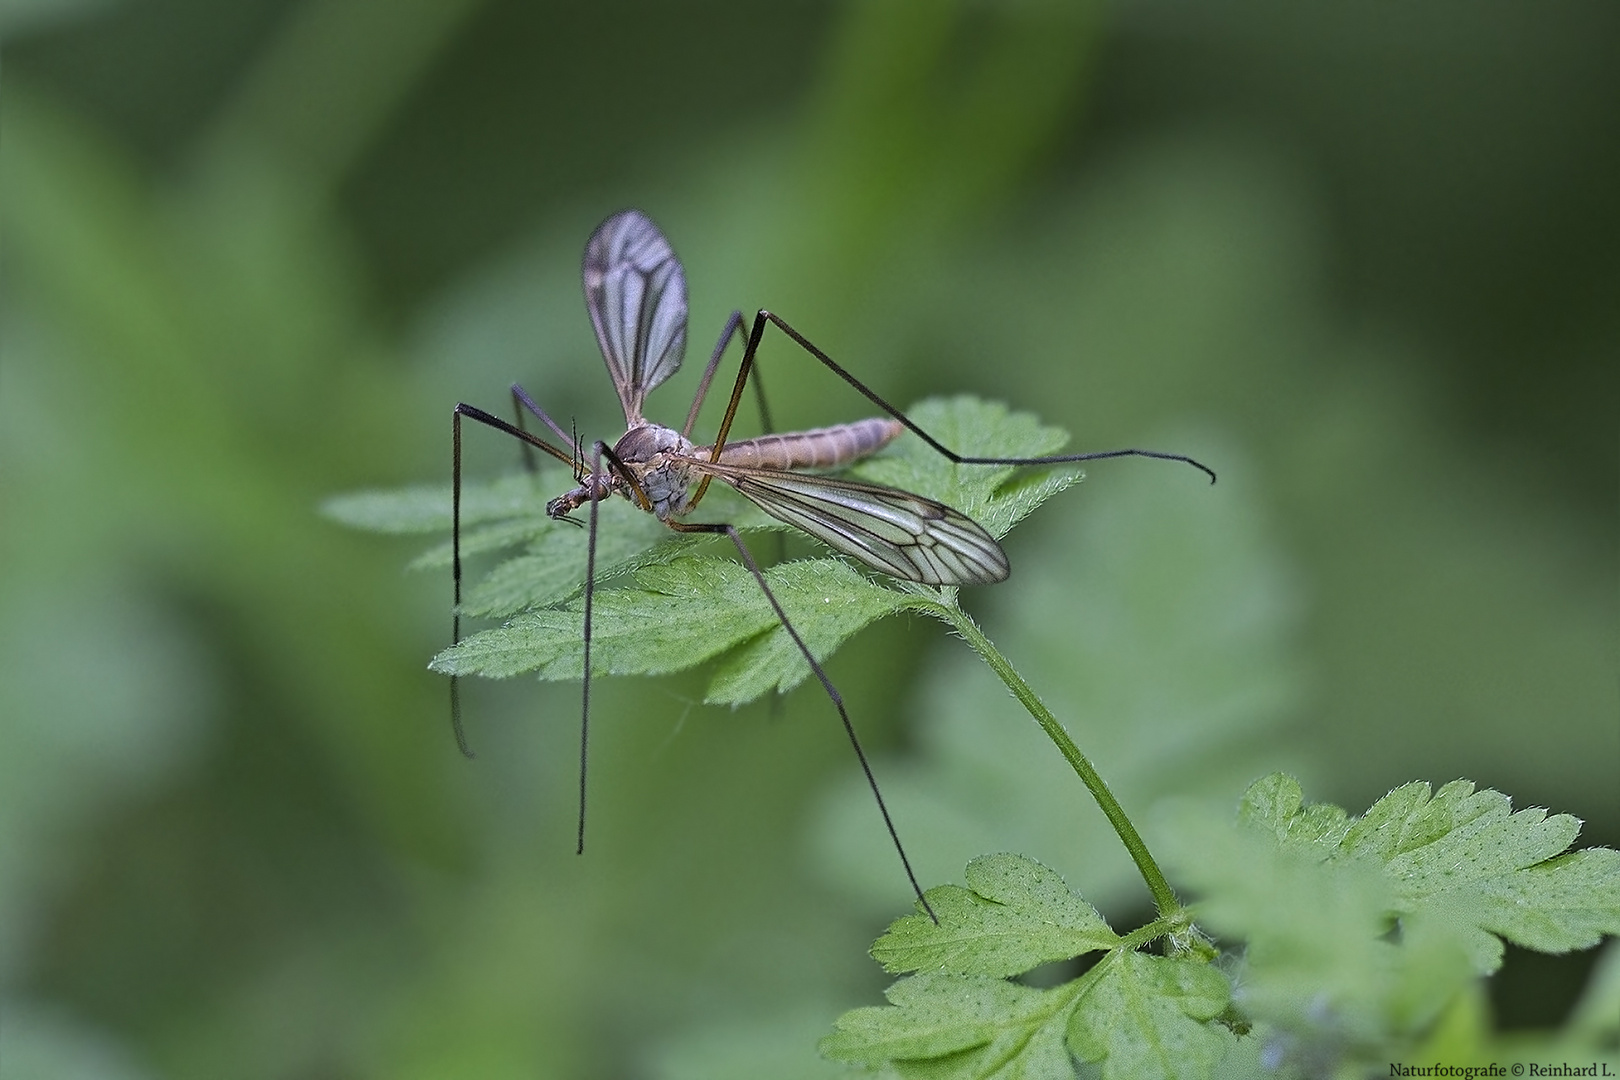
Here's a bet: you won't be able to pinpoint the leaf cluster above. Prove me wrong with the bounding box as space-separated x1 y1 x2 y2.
822 853 1232 1080
822 776 1620 1078
1164 774 1620 1072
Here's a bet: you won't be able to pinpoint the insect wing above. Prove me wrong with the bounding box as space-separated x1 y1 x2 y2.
583 210 688 425
699 463 1009 586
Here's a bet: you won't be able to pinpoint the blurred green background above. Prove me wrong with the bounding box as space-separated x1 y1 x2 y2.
2 0 1615 1076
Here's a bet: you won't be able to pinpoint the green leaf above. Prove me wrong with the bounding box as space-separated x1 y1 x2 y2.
345 397 1085 705
822 949 1233 1080
1166 795 1469 1050
432 555 936 692
824 850 1233 1080
431 557 780 680
1243 775 1620 974
1163 774 1620 1067
458 504 691 617
819 974 1079 1077
1066 951 1234 1080
872 854 1119 977
1236 773 1352 855
410 515 556 571
703 559 926 704
852 397 1082 538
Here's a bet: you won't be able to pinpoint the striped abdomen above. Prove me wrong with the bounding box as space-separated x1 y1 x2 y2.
702 418 904 471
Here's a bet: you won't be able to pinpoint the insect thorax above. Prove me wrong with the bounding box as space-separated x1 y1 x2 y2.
546 423 698 520
547 424 697 520
611 423 697 518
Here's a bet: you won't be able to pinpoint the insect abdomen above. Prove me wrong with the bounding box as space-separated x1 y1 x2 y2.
708 418 903 470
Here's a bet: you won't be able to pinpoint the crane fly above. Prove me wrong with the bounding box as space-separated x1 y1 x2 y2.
451 210 1215 916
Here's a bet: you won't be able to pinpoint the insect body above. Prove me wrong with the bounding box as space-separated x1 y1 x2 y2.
451 210 1213 916
544 420 701 520
544 415 1008 586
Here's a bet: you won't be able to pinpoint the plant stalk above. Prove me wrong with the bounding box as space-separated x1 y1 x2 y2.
940 603 1180 918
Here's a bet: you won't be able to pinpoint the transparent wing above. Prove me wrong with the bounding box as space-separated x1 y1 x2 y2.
693 462 1009 586
582 210 688 425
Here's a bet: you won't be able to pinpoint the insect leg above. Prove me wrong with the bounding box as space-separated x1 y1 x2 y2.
682 312 789 711
566 439 669 853
511 385 580 458
680 312 784 513
747 311 1219 483
682 310 746 439
747 350 775 439
576 439 610 855
667 518 938 923
679 309 780 440
451 403 577 758
510 387 539 475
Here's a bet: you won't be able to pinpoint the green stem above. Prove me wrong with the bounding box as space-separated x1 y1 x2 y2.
938 602 1180 918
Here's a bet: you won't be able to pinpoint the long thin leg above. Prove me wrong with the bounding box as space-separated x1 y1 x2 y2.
720 311 1219 484
577 440 608 854
680 310 778 442
451 403 578 758
748 357 775 442
512 384 579 452
511 387 539 475
685 313 788 719
682 310 746 439
569 441 667 852
751 349 787 721
682 311 785 572
668 517 938 923
452 407 474 759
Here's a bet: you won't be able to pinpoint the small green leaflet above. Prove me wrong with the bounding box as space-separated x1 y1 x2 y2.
819 955 1230 1080
325 397 1084 704
1065 951 1234 1080
872 853 1120 978
821 854 1233 1079
820 974 1079 1079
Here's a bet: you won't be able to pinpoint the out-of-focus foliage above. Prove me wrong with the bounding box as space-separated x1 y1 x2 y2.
2 0 1614 1077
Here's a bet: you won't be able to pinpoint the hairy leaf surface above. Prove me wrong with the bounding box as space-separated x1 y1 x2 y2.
872 854 1119 978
